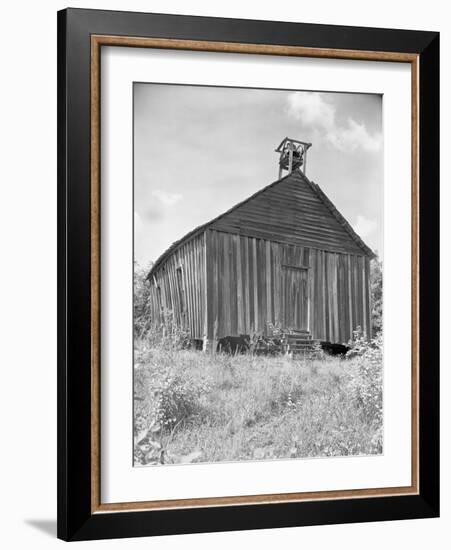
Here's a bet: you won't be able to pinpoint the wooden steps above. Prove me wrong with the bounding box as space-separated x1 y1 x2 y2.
284 331 319 354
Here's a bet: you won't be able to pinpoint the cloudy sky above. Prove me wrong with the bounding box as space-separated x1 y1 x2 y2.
134 83 383 268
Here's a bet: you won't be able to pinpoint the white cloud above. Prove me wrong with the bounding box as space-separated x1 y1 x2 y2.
151 189 183 206
286 92 382 153
328 118 382 153
287 92 335 129
353 214 377 238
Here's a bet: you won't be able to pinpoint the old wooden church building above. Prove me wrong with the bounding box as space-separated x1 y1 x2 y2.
146 138 374 348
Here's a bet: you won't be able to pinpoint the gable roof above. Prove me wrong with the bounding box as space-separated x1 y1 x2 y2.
147 170 375 279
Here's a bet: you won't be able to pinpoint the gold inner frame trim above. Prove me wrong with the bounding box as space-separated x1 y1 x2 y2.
90 34 420 514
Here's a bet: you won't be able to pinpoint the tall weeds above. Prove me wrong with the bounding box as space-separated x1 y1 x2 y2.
134 321 383 465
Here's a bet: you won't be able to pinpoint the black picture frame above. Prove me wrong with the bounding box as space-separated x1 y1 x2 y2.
57 7 439 541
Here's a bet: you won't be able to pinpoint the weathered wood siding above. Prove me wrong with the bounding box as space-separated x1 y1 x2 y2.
148 233 206 340
206 229 371 343
211 170 365 256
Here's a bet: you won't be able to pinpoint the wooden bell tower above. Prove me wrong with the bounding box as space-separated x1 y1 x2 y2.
275 137 312 179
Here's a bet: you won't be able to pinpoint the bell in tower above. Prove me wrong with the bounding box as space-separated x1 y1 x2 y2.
275 137 312 179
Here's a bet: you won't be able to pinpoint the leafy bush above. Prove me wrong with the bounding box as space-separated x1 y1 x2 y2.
144 309 191 351
134 331 212 465
346 326 370 358
134 261 153 338
346 331 383 449
247 322 288 355
370 255 383 336
310 340 326 360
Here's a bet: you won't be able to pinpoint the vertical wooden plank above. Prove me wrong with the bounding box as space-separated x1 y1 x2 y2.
305 248 311 333
327 254 333 342
166 268 171 311
243 236 250 334
223 233 231 337
168 267 173 312
150 284 155 328
247 237 254 332
172 260 180 326
318 249 323 339
189 242 196 337
273 243 280 325
266 240 272 325
323 253 329 341
195 238 200 336
281 246 286 329
166 260 174 321
154 275 161 325
296 245 301 268
366 257 372 339
327 254 334 342
336 254 341 343
196 238 205 342
342 254 348 342
195 236 201 338
183 244 192 337
148 286 154 329
236 235 244 334
315 251 321 339
230 234 238 336
214 231 220 340
352 255 360 330
356 255 363 332
177 250 185 330
197 234 206 341
303 246 310 268
333 254 339 342
285 244 291 266
187 241 195 338
152 286 158 329
205 231 213 341
217 232 224 338
339 253 345 342
361 255 368 338
347 254 353 341
310 248 316 336
152 276 159 326
355 255 361 333
259 239 267 334
161 271 167 314
252 237 258 332
311 249 317 338
212 231 219 340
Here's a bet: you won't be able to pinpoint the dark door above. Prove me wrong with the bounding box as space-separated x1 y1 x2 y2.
283 267 309 331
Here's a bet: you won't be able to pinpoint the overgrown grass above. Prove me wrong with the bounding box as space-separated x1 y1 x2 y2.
134 330 383 466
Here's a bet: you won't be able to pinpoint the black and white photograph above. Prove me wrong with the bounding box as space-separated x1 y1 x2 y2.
133 83 384 467
0 0 444 545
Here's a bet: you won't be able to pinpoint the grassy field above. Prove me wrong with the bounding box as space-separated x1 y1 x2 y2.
134 334 383 466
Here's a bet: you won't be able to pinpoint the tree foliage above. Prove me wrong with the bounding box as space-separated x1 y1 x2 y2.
134 261 153 338
370 255 383 336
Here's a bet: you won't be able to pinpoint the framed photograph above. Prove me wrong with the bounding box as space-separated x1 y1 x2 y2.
57 8 439 541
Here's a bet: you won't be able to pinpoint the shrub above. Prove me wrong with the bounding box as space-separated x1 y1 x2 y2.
247 322 288 355
145 309 191 351
346 326 370 358
370 255 383 336
134 261 153 338
134 345 212 465
311 340 326 360
347 332 383 430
